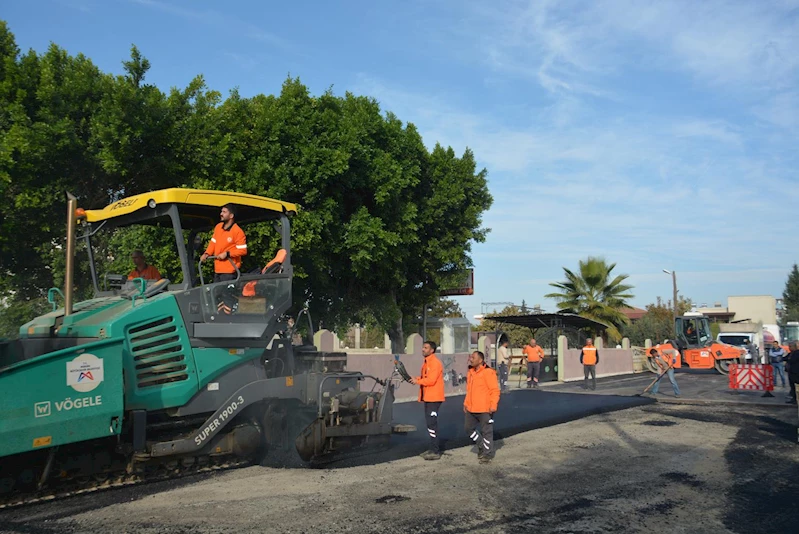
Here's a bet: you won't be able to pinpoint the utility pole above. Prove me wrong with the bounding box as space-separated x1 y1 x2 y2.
663 269 678 321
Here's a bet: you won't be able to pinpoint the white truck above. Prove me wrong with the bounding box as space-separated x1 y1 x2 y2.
716 322 781 364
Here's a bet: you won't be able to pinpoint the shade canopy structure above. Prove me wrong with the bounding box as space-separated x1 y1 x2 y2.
489 313 609 333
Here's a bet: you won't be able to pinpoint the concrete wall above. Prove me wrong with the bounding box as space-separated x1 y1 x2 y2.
314 330 470 402
558 336 635 382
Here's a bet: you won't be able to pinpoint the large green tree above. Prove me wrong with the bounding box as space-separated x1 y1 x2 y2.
545 256 634 342
782 264 799 323
190 79 490 350
0 22 492 345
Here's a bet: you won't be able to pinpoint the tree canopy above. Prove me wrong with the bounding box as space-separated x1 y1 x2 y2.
622 296 693 346
545 256 634 342
0 21 492 344
782 264 799 323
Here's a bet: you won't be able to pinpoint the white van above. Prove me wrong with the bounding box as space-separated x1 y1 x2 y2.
717 332 759 362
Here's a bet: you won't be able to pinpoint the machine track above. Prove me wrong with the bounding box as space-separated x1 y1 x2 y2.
0 455 251 512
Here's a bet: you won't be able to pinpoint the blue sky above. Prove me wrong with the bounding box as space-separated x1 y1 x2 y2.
5 0 799 321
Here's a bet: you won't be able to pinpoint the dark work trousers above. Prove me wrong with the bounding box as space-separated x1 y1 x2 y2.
498 363 509 391
788 374 799 401
584 365 596 390
424 402 442 453
214 272 237 283
527 361 541 388
465 412 494 458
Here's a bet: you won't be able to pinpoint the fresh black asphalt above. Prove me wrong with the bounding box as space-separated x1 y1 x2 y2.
389 388 654 454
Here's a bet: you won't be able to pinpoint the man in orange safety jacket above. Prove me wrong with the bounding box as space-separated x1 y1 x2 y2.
464 350 500 464
523 338 545 389
411 340 445 460
580 338 599 390
200 203 247 283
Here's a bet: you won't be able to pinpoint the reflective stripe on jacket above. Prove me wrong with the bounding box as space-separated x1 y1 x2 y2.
464 363 500 414
205 222 247 273
417 355 445 402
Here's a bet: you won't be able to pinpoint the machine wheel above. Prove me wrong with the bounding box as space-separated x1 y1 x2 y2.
715 359 732 375
645 357 659 374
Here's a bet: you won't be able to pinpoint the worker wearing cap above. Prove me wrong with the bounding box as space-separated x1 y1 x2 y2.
410 340 445 460
523 338 545 389
649 348 680 397
580 338 599 390
464 350 500 464
200 203 247 283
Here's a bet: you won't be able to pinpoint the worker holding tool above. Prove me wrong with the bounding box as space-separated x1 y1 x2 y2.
649 347 680 397
523 338 545 389
410 341 445 460
497 338 510 391
464 350 500 464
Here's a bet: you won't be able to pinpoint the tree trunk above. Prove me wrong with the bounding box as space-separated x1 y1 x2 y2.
387 314 404 354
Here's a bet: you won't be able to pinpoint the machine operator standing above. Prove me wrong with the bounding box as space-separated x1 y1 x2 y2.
200 203 247 283
411 341 445 460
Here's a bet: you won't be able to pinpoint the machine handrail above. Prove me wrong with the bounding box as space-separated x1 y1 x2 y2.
197 255 241 286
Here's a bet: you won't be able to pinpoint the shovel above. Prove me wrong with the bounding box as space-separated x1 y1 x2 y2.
639 363 672 396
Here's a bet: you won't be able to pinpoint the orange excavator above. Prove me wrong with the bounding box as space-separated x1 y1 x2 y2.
647 312 746 375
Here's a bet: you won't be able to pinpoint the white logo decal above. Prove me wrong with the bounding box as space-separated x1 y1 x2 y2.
66 353 104 393
55 395 102 412
35 401 51 418
227 236 233 243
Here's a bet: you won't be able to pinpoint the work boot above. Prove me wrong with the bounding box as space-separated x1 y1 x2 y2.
422 450 441 460
786 397 796 404
479 455 494 464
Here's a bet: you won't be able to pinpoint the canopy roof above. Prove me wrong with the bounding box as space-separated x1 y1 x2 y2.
82 188 298 229
489 313 609 332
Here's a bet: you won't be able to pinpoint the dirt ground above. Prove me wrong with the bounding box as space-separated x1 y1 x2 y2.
2 402 797 534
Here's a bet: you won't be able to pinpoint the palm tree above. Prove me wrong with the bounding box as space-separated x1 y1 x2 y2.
545 256 635 342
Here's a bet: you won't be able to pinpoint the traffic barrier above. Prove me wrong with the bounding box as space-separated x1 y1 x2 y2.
729 363 774 392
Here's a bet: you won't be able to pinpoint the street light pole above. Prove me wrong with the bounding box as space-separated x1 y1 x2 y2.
663 269 678 321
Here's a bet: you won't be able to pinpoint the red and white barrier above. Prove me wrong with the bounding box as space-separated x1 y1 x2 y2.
729 363 774 392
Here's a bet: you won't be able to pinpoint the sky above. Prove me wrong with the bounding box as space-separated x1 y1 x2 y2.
4 0 799 321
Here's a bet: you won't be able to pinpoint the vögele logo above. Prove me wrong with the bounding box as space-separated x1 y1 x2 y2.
34 401 51 418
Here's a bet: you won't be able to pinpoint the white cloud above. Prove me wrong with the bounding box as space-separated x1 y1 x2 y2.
358 2 799 318
350 68 797 317
671 120 743 146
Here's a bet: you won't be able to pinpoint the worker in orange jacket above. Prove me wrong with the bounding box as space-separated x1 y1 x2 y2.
580 338 599 390
523 338 545 389
410 340 445 460
464 350 500 463
200 203 247 283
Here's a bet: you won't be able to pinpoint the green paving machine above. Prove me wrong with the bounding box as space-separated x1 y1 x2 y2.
0 188 411 507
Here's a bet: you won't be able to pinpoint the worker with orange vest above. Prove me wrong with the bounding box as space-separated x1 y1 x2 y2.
464 350 500 463
200 203 247 283
411 340 445 460
127 250 162 281
523 338 545 389
580 338 599 390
